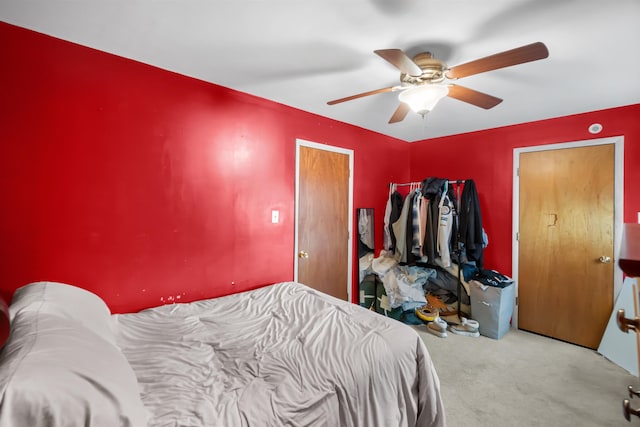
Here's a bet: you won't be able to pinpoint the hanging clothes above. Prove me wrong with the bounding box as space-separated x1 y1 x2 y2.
420 177 449 265
393 190 414 263
411 189 427 259
403 189 420 266
419 193 428 257
458 179 484 268
437 183 454 267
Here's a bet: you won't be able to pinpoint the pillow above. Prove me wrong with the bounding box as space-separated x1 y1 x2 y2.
9 281 117 347
0 311 149 427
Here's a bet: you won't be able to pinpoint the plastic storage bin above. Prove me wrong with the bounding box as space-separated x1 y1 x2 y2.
470 281 515 339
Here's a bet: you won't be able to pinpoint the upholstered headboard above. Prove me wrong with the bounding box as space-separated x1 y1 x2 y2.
0 298 9 349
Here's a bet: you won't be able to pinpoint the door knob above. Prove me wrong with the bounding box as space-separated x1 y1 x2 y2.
599 256 611 263
617 309 640 333
298 251 309 259
623 399 640 421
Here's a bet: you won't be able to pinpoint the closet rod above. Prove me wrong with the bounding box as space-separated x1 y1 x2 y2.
391 179 467 187
390 182 421 187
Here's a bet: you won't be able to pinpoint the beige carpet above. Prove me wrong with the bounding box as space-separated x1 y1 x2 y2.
414 325 640 426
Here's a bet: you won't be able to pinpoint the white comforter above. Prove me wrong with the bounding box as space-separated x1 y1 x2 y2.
113 281 445 427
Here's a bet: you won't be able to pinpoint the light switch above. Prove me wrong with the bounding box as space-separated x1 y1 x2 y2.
271 210 279 224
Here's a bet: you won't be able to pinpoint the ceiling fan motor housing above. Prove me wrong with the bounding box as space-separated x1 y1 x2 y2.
400 52 447 86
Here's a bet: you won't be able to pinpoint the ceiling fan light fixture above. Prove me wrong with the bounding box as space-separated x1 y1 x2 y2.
398 84 449 116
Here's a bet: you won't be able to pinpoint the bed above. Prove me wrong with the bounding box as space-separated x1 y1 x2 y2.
0 281 446 427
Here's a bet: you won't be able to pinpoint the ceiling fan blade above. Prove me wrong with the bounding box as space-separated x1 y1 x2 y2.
389 103 410 123
327 87 396 105
447 85 503 109
446 42 549 79
374 49 423 77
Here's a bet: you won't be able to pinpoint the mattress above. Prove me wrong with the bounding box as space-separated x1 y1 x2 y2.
113 281 446 427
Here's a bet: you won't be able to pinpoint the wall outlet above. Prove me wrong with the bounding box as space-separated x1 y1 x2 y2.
271 210 279 224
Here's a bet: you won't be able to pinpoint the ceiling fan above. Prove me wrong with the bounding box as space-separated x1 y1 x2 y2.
327 42 549 123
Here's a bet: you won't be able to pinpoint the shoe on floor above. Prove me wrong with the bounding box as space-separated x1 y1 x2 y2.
449 317 480 337
432 316 448 331
427 321 448 338
460 317 479 329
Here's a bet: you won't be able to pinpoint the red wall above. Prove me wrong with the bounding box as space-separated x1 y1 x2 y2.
408 104 640 276
0 22 409 312
2 22 637 313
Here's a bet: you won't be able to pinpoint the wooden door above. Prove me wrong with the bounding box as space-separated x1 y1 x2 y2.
297 144 350 301
518 144 614 349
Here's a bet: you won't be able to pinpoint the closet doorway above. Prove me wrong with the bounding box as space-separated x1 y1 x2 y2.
513 137 624 349
295 140 353 301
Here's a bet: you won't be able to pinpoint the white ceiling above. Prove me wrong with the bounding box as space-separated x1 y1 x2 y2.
2 0 639 142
